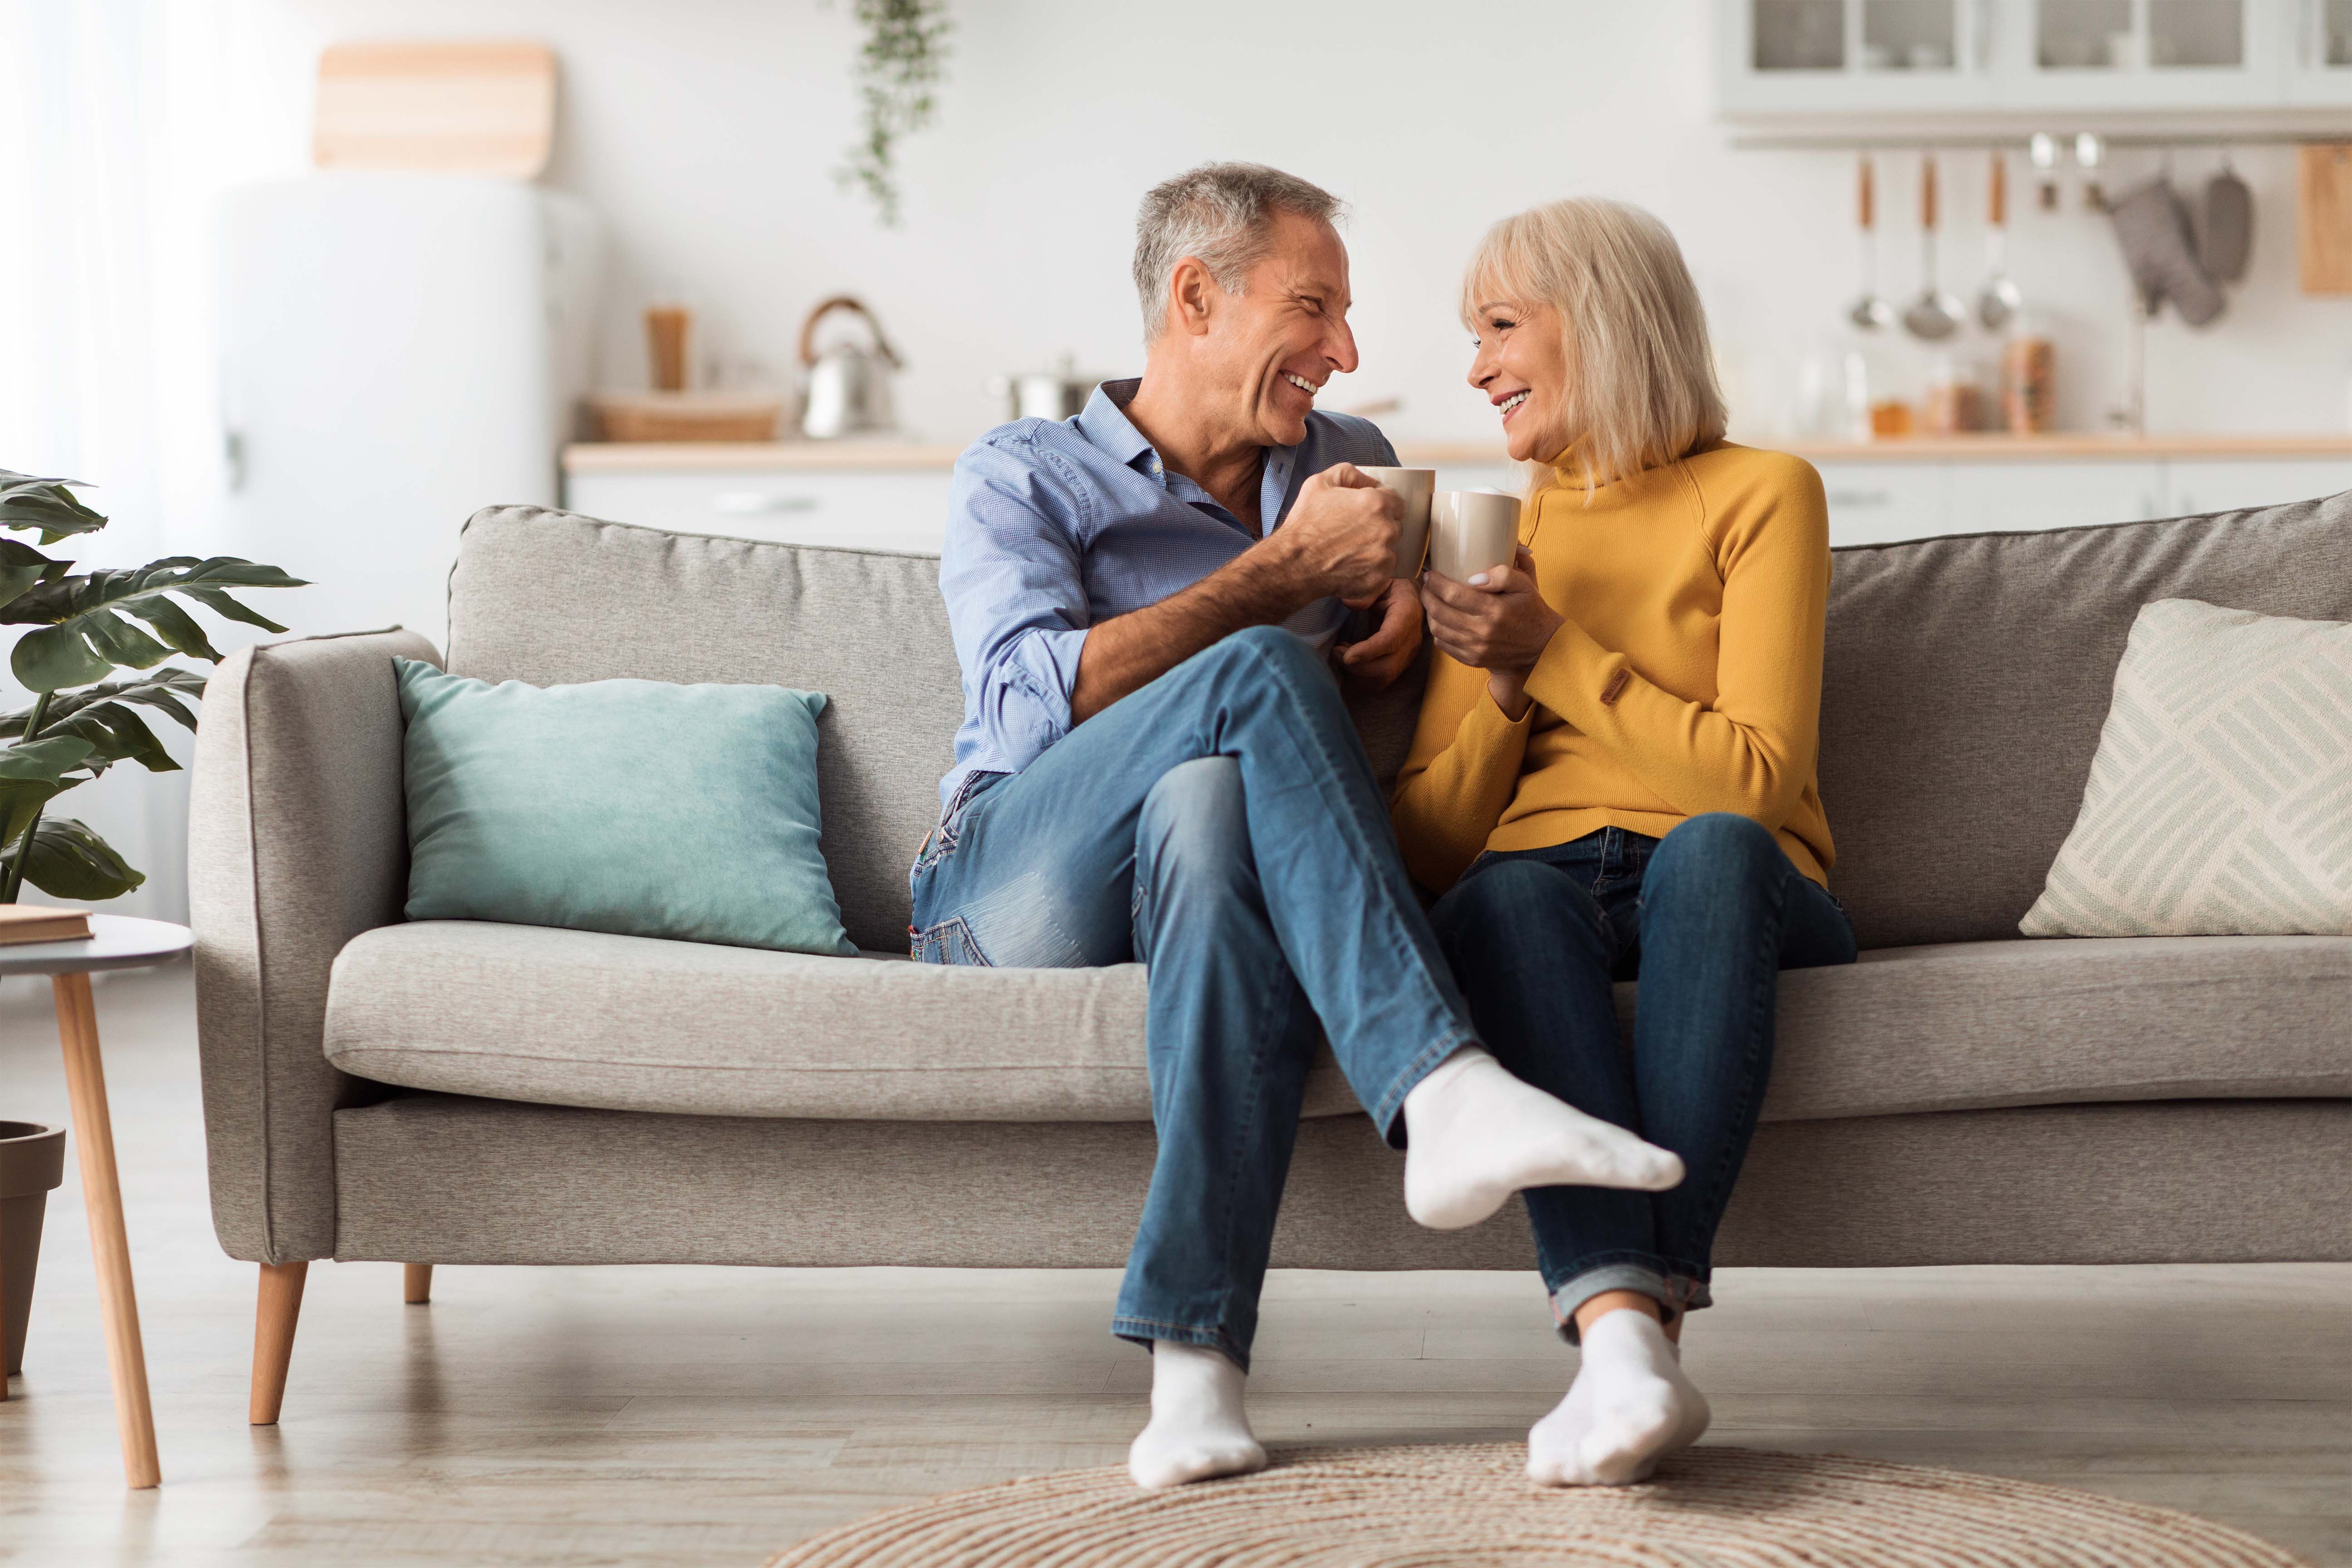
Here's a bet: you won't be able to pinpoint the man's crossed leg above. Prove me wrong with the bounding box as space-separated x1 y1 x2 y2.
910 627 1681 1486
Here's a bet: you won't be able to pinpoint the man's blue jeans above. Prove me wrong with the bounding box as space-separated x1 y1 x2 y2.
1428 817 1857 1339
908 626 1480 1369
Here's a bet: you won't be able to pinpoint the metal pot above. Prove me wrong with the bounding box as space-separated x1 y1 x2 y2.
988 355 1104 423
798 296 901 440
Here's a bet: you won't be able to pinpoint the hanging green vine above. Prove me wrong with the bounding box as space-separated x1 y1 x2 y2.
836 0 952 226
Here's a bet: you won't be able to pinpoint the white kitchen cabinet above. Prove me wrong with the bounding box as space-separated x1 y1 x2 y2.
1946 457 2167 530
563 468 953 554
2287 0 2352 102
1720 0 1998 116
1816 462 1953 543
1992 0 2285 111
2166 457 2352 511
1720 0 2301 118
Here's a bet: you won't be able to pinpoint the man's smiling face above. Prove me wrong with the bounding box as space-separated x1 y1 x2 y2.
1210 211 1360 449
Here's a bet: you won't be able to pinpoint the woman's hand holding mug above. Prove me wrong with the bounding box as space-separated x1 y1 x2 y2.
1423 545 1562 720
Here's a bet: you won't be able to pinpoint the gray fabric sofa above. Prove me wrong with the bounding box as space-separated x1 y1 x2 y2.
190 495 2352 1422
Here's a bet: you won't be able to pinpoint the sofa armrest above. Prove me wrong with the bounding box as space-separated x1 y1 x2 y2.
190 628 441 1264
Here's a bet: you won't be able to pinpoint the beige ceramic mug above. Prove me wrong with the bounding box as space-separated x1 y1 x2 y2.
1429 489 1521 582
1355 466 1435 578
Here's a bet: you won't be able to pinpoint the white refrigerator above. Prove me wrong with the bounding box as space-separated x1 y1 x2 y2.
216 172 601 652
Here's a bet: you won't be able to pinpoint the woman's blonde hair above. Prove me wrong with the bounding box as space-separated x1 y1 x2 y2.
1460 197 1727 491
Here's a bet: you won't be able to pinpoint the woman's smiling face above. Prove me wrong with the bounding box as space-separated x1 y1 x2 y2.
1467 297 1571 464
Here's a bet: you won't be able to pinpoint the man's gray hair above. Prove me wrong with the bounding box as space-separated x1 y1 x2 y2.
1132 162 1346 343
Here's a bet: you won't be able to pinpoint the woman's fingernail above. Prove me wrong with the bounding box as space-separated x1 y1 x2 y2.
1468 573 1489 586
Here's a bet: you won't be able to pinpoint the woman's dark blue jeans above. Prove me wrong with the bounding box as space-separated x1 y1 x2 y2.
1428 813 1857 1341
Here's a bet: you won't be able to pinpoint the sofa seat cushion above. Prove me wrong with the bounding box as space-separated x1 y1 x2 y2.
324 922 2352 1123
326 920 1362 1122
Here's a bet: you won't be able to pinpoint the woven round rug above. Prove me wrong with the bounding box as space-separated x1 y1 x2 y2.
766 1445 2312 1568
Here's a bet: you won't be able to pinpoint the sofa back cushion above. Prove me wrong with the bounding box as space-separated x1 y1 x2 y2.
451 492 2352 954
1820 491 2352 947
448 508 960 952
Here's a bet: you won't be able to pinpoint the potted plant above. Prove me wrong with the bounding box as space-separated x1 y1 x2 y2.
0 469 303 901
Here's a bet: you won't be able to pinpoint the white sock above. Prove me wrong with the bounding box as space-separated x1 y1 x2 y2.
1127 1342 1267 1490
1401 1047 1684 1230
1527 1308 1712 1486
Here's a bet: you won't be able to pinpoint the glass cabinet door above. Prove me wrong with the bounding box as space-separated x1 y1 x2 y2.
1996 0 2284 107
1725 0 1995 111
2286 0 2352 102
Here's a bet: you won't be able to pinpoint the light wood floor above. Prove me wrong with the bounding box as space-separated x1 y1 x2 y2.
0 966 2347 1567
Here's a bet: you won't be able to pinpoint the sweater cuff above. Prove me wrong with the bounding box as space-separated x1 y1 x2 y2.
1525 618 1629 728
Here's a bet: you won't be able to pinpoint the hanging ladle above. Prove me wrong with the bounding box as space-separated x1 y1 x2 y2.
1848 153 1894 331
1904 152 1965 341
1976 150 2024 331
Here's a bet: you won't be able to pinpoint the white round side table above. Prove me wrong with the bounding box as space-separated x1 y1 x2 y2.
1 913 191 1490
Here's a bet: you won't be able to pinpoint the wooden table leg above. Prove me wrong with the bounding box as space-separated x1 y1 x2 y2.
52 971 160 1490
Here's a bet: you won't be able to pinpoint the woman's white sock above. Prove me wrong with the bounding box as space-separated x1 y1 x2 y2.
1401 1047 1684 1230
1127 1342 1267 1490
1528 1308 1712 1486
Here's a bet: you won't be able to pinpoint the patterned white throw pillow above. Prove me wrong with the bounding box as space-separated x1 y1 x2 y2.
2022 598 2352 937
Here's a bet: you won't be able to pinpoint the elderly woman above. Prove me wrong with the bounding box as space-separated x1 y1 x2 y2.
1393 198 1857 1487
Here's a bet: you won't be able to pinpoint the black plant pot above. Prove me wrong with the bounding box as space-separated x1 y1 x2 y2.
1 1120 66 1380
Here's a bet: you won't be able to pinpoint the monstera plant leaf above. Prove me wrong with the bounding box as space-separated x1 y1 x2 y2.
0 538 69 608
0 670 206 778
4 557 304 692
0 466 299 903
0 738 99 858
14 816 144 901
0 471 109 546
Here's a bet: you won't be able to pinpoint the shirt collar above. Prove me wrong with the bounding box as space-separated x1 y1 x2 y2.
1073 379 1156 473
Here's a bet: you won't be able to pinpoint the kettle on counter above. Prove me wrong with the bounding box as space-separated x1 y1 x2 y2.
798 295 902 440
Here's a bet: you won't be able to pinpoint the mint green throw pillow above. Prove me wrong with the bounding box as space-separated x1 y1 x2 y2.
396 660 855 956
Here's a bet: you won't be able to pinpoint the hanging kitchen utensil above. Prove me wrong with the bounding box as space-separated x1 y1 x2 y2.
1976 151 2024 332
2030 132 2061 212
2110 177 2225 326
798 296 902 440
2200 153 2254 282
1904 154 1965 341
2076 132 2108 212
1848 154 1895 331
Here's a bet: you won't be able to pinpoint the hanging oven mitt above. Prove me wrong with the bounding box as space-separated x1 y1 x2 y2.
2110 178 2225 326
2199 162 2254 282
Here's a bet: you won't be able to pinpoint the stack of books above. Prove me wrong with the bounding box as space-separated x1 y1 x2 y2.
0 906 92 945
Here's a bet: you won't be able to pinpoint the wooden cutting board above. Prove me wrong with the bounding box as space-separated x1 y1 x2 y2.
2298 143 2352 294
313 40 556 178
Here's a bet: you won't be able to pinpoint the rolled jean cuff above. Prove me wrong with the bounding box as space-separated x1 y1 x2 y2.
1549 1264 1714 1344
1369 1026 1483 1149
1111 1315 1252 1375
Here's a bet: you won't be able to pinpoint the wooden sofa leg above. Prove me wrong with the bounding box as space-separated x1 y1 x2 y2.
404 1264 432 1304
250 1260 307 1425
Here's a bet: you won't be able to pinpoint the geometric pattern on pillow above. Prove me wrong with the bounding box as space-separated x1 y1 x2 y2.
2021 597 2352 936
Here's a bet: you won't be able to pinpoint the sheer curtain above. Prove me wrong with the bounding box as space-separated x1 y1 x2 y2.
0 0 310 921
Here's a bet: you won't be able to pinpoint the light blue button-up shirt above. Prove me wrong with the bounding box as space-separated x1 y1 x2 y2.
936 377 1399 809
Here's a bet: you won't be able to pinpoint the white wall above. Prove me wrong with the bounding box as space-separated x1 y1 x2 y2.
256 0 2352 446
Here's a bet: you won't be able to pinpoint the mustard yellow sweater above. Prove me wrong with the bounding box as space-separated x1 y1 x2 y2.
1392 441 1836 893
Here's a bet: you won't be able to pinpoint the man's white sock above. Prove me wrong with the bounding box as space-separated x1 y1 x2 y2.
1528 1308 1711 1486
1401 1047 1684 1230
1127 1342 1267 1490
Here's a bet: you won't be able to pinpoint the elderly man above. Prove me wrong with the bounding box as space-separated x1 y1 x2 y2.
916 162 1679 1489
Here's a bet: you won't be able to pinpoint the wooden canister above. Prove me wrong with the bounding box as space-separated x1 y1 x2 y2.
2002 336 2054 434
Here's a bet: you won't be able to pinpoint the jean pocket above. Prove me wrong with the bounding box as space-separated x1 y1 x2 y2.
912 914 988 967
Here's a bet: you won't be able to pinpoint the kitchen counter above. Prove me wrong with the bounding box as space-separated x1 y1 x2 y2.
561 441 1519 472
561 433 2352 473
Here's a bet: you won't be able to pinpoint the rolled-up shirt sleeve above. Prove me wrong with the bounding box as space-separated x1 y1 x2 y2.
939 435 1093 774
